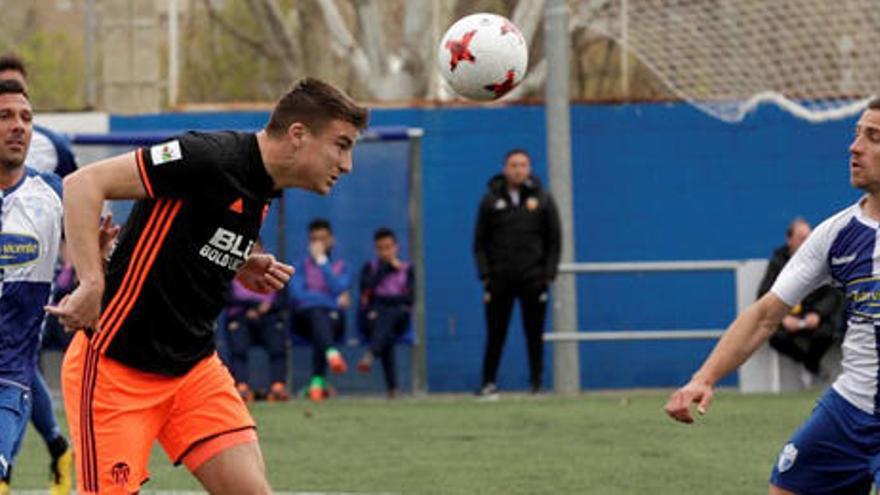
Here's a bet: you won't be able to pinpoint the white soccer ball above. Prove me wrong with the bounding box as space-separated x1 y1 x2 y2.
437 13 528 101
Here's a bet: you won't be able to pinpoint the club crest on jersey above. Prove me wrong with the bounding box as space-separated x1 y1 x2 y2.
777 443 798 473
0 232 40 268
150 140 182 166
111 461 131 486
494 198 507 210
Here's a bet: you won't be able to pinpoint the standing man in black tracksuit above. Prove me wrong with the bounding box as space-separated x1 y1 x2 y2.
473 149 562 396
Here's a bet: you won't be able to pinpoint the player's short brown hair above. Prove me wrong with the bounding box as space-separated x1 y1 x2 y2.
0 54 26 78
266 78 368 137
0 79 28 99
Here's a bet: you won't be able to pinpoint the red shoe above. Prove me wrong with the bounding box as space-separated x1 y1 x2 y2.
267 382 290 402
308 384 324 402
328 352 348 374
236 382 255 403
357 353 373 373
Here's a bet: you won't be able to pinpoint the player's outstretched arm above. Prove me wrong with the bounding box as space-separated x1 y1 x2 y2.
664 292 790 424
45 152 147 331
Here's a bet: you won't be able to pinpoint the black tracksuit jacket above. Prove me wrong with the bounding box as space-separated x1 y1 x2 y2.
473 174 562 285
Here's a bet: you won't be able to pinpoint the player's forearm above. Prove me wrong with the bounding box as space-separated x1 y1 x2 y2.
62 170 106 289
692 294 787 386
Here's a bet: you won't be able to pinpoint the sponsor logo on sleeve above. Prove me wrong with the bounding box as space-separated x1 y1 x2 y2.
149 140 182 166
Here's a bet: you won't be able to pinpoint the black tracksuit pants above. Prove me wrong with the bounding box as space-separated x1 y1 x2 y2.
366 305 410 391
481 277 548 387
768 321 835 374
228 310 288 385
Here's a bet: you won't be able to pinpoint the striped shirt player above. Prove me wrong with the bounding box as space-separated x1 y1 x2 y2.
49 78 368 495
665 98 880 495
0 169 61 388
0 168 61 474
765 200 880 493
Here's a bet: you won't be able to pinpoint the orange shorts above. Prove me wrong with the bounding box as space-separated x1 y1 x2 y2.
62 332 256 494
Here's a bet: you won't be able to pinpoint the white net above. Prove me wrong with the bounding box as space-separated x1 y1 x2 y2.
585 0 880 122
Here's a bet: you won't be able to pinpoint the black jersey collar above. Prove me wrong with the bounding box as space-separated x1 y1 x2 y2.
247 133 282 198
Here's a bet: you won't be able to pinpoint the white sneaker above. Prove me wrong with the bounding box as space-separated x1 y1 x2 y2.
799 368 814 389
475 383 500 401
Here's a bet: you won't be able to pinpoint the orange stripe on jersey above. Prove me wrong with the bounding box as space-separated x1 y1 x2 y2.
96 199 183 354
135 148 155 198
96 200 169 340
95 199 181 352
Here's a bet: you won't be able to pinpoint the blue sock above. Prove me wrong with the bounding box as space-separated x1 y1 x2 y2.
30 371 62 445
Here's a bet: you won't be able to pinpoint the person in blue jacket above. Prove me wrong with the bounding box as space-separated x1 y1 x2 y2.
289 218 351 401
357 228 414 398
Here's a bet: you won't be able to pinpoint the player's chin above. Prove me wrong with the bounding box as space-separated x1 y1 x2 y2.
306 182 331 195
850 175 866 190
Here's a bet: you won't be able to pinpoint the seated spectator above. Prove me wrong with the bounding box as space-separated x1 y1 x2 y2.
226 264 289 402
289 218 351 401
357 228 414 398
757 218 844 384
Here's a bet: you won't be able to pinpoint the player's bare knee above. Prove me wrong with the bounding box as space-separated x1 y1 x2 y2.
769 484 797 495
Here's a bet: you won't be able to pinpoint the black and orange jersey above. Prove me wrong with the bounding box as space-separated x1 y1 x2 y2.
93 131 278 376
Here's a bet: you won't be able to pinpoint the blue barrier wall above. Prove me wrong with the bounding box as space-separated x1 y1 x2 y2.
110 101 860 392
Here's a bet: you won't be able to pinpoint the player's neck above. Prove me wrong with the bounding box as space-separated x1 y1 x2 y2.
255 130 284 189
862 193 880 222
0 163 24 190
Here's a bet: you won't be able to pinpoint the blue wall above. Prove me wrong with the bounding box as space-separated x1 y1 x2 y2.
110 101 861 392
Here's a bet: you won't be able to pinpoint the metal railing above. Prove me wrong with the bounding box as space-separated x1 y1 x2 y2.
545 259 777 392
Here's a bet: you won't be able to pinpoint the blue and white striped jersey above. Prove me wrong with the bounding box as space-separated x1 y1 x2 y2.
0 168 62 390
772 197 880 415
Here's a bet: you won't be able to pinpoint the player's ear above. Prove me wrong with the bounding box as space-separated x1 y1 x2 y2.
287 122 306 145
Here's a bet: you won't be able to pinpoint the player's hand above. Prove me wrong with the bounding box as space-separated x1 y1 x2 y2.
337 292 351 309
804 312 821 329
309 240 327 264
45 282 104 333
781 315 802 333
236 253 294 294
257 301 272 315
98 213 121 260
664 380 714 424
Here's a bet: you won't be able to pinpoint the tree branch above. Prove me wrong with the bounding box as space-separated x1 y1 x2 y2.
199 0 278 61
315 0 373 93
512 0 545 46
246 0 301 79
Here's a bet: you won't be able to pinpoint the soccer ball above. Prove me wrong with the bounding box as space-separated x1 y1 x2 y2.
437 13 528 101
